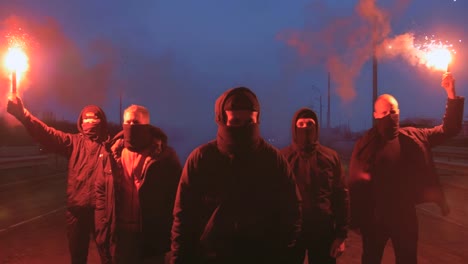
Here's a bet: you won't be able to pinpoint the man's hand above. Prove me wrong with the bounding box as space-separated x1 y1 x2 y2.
330 238 346 258
7 95 26 121
441 72 456 99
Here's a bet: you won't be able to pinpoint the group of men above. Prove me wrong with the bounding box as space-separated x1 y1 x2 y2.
6 71 463 264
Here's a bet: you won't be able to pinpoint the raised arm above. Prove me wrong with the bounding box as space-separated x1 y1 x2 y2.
7 96 73 156
423 72 464 147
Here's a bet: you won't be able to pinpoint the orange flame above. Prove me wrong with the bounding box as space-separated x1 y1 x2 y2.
379 34 456 72
4 46 29 81
417 40 453 71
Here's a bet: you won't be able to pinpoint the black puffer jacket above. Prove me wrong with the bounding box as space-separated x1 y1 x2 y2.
19 106 110 209
281 108 349 239
171 88 302 264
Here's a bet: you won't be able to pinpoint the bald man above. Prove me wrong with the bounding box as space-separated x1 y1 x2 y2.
348 72 464 264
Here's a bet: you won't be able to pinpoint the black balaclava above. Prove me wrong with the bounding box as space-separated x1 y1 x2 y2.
78 105 109 143
292 108 319 153
215 87 261 155
123 124 153 152
375 113 399 140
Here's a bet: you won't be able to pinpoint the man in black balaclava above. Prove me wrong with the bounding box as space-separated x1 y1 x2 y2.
7 96 111 264
281 108 349 264
171 87 302 264
95 104 182 264
349 72 464 264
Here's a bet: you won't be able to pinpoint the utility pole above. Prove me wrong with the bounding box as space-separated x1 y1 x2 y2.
319 95 323 128
327 71 331 129
372 23 378 126
119 90 123 124
372 49 378 125
311 84 324 128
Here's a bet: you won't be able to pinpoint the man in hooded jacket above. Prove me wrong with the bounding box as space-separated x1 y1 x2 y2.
348 72 464 264
95 104 182 264
281 108 349 264
170 87 302 264
7 96 111 264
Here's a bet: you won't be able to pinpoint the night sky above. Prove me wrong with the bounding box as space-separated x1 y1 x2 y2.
1 0 467 158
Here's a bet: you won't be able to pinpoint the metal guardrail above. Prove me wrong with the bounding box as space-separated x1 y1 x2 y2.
432 146 468 172
0 155 49 169
435 159 468 173
0 146 467 171
433 146 468 161
0 146 43 158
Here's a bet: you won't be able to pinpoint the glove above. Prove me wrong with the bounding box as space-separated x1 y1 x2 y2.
7 96 26 121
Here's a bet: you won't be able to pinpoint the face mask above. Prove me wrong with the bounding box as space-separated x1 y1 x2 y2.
375 113 399 139
295 127 317 151
123 124 152 152
217 123 260 155
82 123 101 140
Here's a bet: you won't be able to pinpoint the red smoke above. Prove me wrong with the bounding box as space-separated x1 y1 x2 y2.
0 16 117 113
278 0 411 103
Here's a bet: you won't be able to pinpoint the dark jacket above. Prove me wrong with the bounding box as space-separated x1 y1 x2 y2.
171 88 302 264
18 107 110 209
95 126 182 258
348 97 464 228
281 108 349 239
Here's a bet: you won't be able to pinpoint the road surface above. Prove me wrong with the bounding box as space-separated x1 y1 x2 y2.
1 148 467 263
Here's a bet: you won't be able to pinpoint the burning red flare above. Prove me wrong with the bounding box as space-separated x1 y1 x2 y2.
416 38 454 71
4 46 29 81
380 34 456 72
3 43 29 96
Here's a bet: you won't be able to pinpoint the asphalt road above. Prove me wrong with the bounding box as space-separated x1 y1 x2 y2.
1 202 467 264
0 151 467 263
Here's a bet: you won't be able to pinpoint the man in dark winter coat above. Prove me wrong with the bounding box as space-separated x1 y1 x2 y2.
7 96 111 264
95 104 182 264
348 72 464 264
282 108 349 264
170 87 302 264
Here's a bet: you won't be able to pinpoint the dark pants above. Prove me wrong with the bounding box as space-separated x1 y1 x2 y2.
66 207 110 264
201 255 291 264
290 233 336 264
114 229 168 264
361 209 419 264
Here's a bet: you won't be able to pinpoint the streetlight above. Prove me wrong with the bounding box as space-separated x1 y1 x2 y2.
372 21 378 126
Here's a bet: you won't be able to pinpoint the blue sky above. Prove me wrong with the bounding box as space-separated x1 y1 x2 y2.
0 0 467 157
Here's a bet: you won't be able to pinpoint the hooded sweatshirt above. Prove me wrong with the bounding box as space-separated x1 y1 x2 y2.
19 105 110 208
281 108 349 238
171 87 302 263
215 87 261 156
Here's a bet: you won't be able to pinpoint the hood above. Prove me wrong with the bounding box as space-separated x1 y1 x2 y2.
214 86 260 125
291 107 319 144
77 105 109 142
